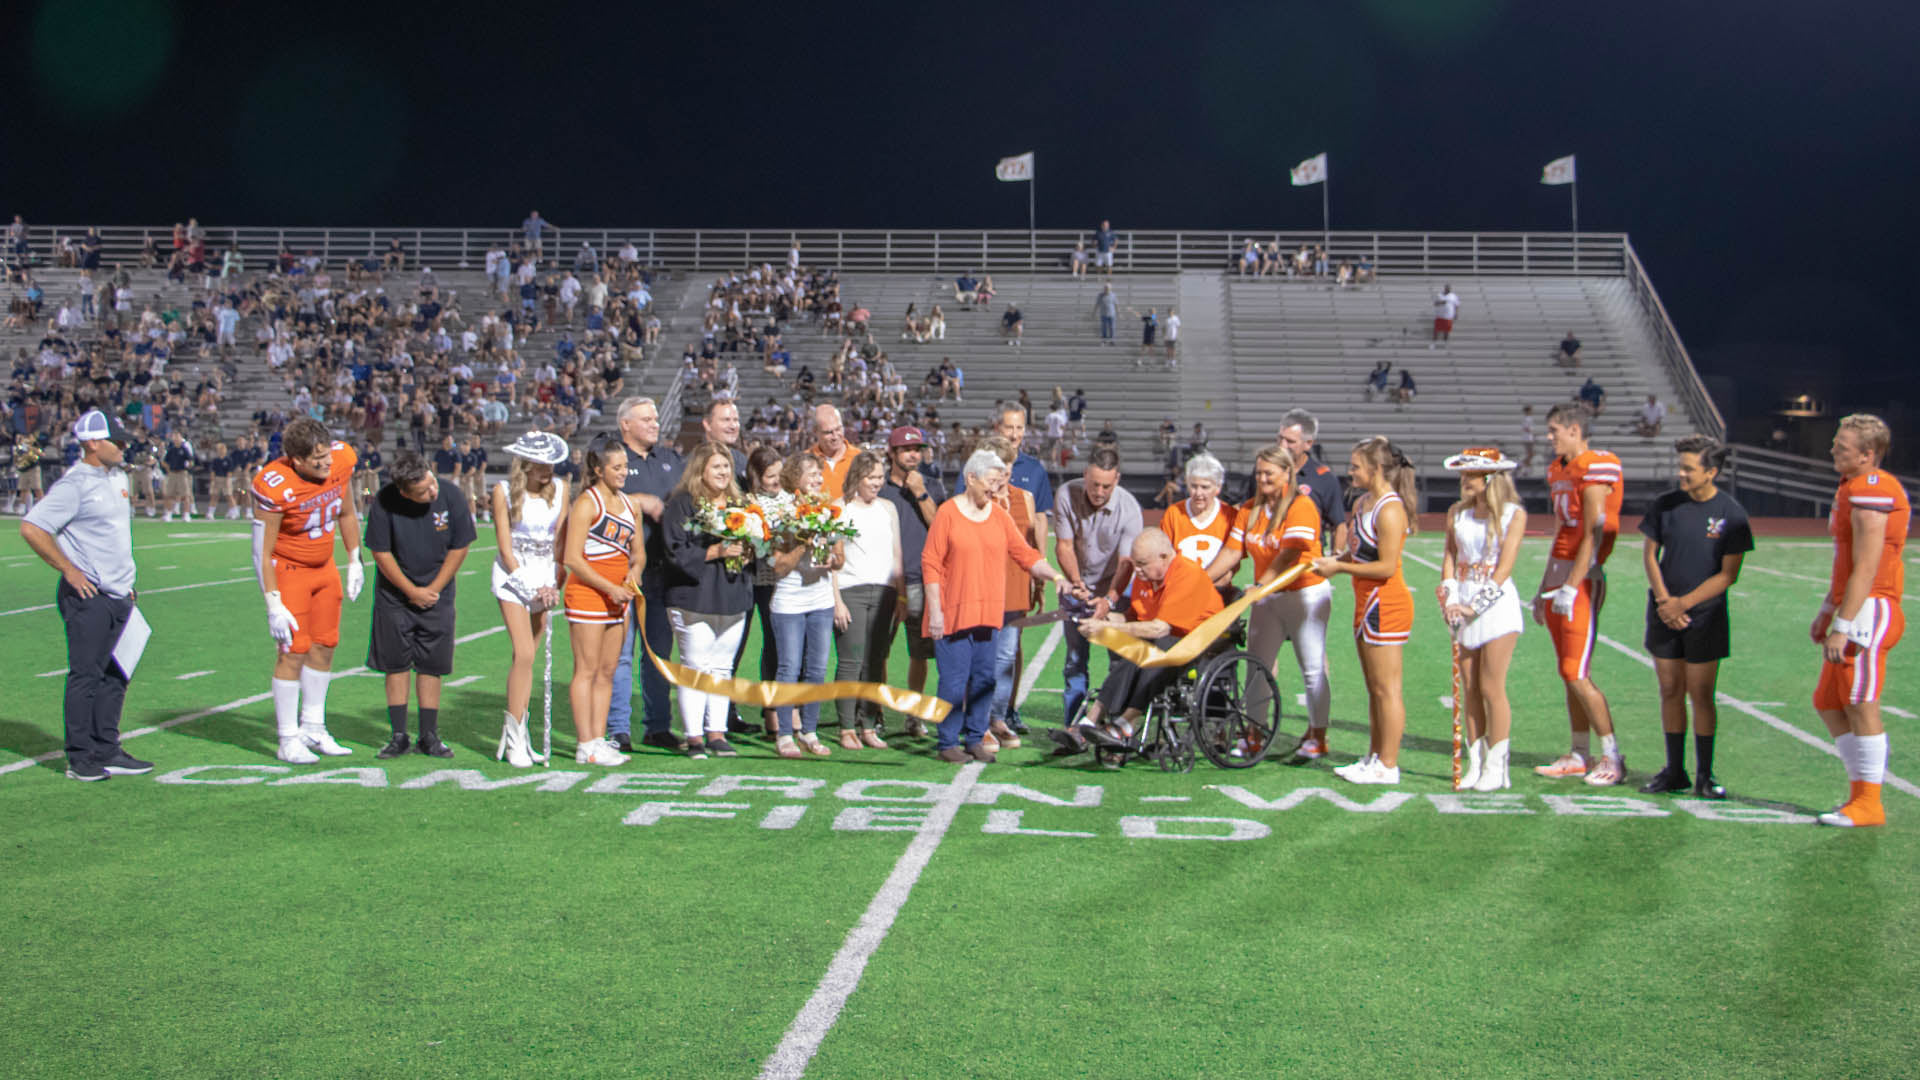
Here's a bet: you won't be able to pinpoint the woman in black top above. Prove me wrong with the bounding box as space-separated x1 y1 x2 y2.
660 441 757 759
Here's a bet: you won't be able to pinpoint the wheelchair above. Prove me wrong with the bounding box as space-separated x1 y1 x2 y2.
1065 620 1295 773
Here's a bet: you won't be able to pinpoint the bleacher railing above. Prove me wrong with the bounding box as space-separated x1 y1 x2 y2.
1623 239 1724 442
19 225 1628 279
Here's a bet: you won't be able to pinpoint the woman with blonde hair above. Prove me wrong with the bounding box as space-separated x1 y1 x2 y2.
832 450 904 749
767 452 843 758
490 431 571 767
1312 436 1418 784
1438 447 1527 790
661 441 758 759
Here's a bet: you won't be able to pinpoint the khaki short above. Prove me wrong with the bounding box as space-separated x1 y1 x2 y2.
163 471 191 498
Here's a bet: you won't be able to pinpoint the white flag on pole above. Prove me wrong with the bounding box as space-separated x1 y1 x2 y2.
1290 152 1328 187
995 152 1034 182
1541 155 1576 185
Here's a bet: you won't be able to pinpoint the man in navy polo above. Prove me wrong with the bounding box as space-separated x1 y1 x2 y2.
607 395 684 752
994 402 1051 734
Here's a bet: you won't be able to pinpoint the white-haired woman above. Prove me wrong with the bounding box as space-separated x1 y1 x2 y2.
1439 447 1526 790
922 449 1080 763
1158 451 1237 582
491 430 571 767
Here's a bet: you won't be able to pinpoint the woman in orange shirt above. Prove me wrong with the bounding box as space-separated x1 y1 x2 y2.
923 448 1078 763
1312 436 1417 785
1159 451 1237 581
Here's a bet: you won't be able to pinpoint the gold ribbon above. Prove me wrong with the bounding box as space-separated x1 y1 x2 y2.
629 592 953 724
1085 563 1308 669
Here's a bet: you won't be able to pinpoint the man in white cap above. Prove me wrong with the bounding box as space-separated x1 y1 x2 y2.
20 410 147 781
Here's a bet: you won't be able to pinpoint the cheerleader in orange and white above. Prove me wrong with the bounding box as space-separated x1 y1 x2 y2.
1312 436 1416 784
1159 452 1237 581
561 434 644 767
1438 447 1527 791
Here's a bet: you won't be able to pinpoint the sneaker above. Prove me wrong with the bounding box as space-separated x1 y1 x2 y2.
415 736 454 758
1343 758 1400 785
300 725 353 756
277 736 321 764
65 760 110 782
101 751 154 775
684 740 709 761
1583 753 1626 787
1297 733 1329 760
376 733 413 759
936 746 971 764
1332 753 1377 780
1691 774 1728 800
1819 797 1886 827
589 739 630 767
980 731 1000 753
1006 709 1029 736
639 730 683 751
1638 765 1691 794
705 737 738 758
1534 752 1589 778
609 731 634 753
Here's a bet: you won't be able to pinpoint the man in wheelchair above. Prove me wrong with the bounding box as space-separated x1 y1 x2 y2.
1049 529 1223 755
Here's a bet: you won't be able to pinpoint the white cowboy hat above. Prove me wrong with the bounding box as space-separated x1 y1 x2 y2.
1443 446 1518 473
505 430 569 465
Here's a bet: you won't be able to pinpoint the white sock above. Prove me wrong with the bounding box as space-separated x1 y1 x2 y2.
1835 733 1860 781
298 666 332 728
272 678 302 738
1598 733 1619 759
1857 733 1888 785
1570 731 1591 759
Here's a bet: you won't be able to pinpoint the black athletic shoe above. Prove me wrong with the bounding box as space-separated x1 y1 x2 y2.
1692 774 1728 800
608 731 634 753
65 760 110 782
706 737 739 758
1047 727 1089 756
101 751 154 776
1637 766 1691 794
1006 709 1029 736
641 730 684 751
416 736 454 759
375 733 413 759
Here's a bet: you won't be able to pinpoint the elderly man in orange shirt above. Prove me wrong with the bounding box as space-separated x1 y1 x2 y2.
1054 528 1223 753
810 403 860 499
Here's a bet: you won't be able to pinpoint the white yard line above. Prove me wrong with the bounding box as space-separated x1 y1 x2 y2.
1014 623 1063 709
1403 550 1919 802
0 626 506 778
758 762 985 1080
444 674 484 688
174 670 216 681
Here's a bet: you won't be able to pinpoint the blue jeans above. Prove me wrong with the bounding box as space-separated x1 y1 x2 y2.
934 627 998 750
1099 314 1115 340
1062 617 1104 723
607 576 674 737
771 607 833 735
989 620 1020 723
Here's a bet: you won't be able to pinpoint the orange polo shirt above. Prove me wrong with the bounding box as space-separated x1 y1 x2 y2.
811 441 860 500
1130 555 1223 636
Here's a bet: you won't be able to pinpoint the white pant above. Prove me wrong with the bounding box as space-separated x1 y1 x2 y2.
1247 580 1332 729
668 608 746 738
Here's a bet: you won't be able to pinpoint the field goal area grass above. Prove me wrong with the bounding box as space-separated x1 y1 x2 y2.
1 517 1915 1079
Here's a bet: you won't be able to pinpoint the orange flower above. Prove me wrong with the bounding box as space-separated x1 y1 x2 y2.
827 504 842 519
725 509 747 530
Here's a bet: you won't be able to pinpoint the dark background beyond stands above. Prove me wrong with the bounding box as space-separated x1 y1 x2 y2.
4 0 1915 444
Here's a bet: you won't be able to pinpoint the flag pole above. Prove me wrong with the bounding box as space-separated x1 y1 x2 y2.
1570 173 1579 276
1322 156 1331 250
1029 154 1037 272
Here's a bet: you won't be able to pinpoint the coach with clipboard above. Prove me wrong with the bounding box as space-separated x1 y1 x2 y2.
19 409 149 782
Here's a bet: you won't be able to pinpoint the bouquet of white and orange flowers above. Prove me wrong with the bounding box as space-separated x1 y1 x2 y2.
692 498 771 573
765 494 860 562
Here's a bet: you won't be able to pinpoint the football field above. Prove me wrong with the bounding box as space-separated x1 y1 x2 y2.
2 517 1916 1079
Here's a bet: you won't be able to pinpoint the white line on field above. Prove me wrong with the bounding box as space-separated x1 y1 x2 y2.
0 626 506 778
758 762 984 1080
174 670 215 681
1885 705 1917 719
444 674 483 688
37 668 64 678
1745 564 1917 603
1014 623 1063 709
156 565 178 571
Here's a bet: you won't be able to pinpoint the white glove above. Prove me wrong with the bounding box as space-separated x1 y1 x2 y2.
1547 584 1578 617
1830 613 1876 649
344 551 365 603
264 590 299 648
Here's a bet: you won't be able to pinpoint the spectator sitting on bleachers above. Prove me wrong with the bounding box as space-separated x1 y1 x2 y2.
1364 360 1392 401
1394 368 1417 407
1555 330 1582 367
1001 304 1023 347
1578 376 1606 415
953 271 979 308
1238 240 1259 277
1072 242 1090 278
1635 394 1667 438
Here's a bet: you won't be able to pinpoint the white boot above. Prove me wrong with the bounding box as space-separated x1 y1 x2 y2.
1472 739 1511 791
524 712 547 763
1458 737 1486 790
497 710 533 769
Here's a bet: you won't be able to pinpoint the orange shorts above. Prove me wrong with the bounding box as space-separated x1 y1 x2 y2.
1354 581 1413 647
1545 575 1606 681
1814 597 1904 710
564 562 629 625
274 559 342 654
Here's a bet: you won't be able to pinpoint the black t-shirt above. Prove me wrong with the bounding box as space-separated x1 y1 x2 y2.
210 452 232 477
367 481 477 602
433 447 460 474
1639 488 1755 613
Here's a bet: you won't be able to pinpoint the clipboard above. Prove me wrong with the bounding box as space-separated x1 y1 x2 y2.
113 604 151 680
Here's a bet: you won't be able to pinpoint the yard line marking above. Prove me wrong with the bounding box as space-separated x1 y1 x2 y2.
1140 795 1191 802
1884 705 1917 719
156 565 178 571
0 626 506 778
1014 623 1064 709
37 668 65 678
759 762 985 1080
174 670 216 681
1402 550 1920 802
444 674 484 688
1745 563 1917 603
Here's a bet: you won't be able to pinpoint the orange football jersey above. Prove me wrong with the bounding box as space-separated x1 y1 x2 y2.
1548 449 1624 564
252 442 357 568
1226 489 1324 588
1830 469 1909 603
1160 497 1237 569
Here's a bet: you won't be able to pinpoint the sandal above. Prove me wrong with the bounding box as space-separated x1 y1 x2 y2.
775 735 804 760
861 730 888 749
839 730 863 751
800 734 832 757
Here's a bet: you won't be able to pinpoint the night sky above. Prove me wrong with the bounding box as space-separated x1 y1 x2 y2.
7 0 1917 445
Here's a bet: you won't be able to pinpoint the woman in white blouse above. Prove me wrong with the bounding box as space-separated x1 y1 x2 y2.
832 452 904 748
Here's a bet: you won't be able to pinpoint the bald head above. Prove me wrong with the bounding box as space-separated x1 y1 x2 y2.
813 404 846 455
1131 528 1176 583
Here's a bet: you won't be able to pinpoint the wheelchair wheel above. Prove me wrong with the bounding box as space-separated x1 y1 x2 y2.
1143 703 1195 774
1191 649 1289 768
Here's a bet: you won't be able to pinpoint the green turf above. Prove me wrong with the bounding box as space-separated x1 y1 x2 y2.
1 518 1915 1078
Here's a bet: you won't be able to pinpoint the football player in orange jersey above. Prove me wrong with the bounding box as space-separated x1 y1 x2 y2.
1813 413 1908 827
252 418 365 764
1532 403 1628 785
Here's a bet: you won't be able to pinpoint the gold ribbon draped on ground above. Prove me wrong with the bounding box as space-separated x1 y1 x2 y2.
629 592 953 724
1086 563 1308 668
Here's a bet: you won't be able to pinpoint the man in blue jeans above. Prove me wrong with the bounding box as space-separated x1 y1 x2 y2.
605 397 684 751
1052 447 1142 723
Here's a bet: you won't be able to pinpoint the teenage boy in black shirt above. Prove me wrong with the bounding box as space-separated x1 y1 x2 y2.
366 452 476 758
1639 436 1754 797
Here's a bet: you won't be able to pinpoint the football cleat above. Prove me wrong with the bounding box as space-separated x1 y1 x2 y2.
1583 754 1626 787
1534 752 1589 778
300 726 353 756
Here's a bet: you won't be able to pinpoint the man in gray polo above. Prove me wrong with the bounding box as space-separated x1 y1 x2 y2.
20 410 146 781
1053 446 1142 723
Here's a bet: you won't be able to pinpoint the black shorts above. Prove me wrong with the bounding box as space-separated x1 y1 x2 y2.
368 592 456 676
1644 596 1730 664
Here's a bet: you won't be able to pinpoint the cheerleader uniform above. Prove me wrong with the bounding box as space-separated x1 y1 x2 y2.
1448 502 1524 650
491 479 566 612
563 486 638 625
1350 490 1414 646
